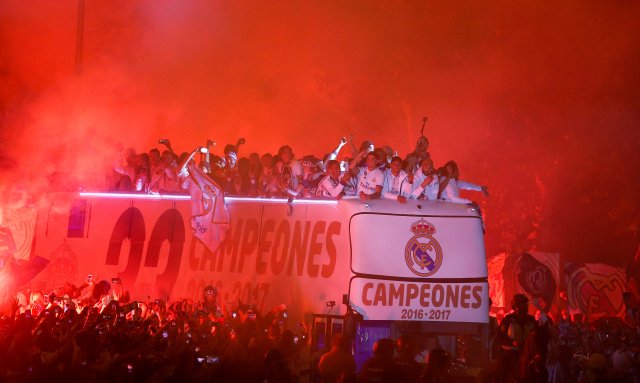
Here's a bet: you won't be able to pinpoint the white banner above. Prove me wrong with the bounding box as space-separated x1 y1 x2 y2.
350 213 486 279
349 277 489 323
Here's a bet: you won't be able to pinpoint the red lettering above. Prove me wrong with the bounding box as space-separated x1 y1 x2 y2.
237 218 259 273
460 285 471 308
321 221 341 278
432 284 444 307
144 209 185 298
373 283 387 306
471 285 483 309
188 239 201 271
199 246 216 271
362 283 373 305
307 221 325 277
287 221 310 276
446 285 460 308
420 284 431 307
256 219 275 275
270 221 289 276
389 283 404 306
105 207 145 288
405 283 419 306
226 219 244 272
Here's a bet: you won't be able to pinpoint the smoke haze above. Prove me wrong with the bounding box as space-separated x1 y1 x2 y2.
1 0 638 263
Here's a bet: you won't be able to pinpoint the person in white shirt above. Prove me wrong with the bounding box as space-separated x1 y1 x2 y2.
350 152 384 201
278 145 303 190
438 161 488 204
382 156 412 204
411 158 439 201
316 160 352 199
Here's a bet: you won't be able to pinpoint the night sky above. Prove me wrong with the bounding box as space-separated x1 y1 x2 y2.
1 1 638 264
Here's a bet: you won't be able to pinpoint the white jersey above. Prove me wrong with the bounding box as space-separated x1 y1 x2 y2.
382 169 411 199
439 178 482 204
355 167 384 195
411 170 440 200
316 174 345 198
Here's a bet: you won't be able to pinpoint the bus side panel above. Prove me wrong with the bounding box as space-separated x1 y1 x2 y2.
30 195 352 322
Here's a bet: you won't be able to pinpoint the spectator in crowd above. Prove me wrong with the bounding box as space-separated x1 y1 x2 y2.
382 156 412 204
394 335 421 383
359 338 399 383
494 293 542 383
317 334 357 383
415 334 441 365
421 348 452 383
264 348 295 383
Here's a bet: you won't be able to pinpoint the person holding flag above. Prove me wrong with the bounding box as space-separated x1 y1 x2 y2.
178 148 230 254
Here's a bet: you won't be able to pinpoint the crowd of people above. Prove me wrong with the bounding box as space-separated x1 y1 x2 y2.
0 278 309 382
1 278 640 382
109 136 488 204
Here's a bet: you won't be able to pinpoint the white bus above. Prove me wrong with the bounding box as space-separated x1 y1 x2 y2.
30 192 490 368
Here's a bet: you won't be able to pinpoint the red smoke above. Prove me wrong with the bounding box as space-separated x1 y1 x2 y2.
1 1 638 264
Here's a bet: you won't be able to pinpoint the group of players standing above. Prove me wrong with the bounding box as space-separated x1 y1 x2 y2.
197 135 489 204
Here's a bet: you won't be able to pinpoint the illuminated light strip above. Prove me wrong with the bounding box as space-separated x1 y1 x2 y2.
220 196 338 205
79 192 337 205
79 192 190 200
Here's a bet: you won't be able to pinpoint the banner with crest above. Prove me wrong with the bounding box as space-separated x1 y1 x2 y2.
564 262 626 319
489 252 560 314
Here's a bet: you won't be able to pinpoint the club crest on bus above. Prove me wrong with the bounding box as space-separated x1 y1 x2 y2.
404 218 443 277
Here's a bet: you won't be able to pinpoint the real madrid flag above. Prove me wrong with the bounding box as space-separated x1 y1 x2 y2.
180 149 230 254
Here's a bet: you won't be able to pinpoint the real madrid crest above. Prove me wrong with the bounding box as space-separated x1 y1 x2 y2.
405 218 443 277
